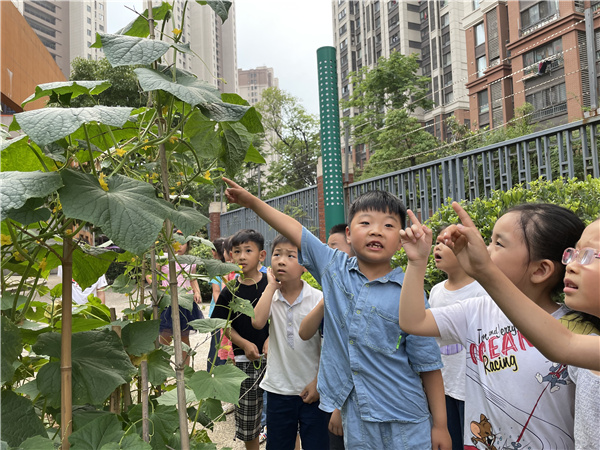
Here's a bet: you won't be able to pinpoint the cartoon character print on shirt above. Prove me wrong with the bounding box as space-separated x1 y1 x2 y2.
465 322 572 450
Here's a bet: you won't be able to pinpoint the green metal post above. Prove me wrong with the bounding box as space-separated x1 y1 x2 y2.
317 46 346 238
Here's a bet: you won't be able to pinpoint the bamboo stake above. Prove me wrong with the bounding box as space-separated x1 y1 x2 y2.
141 360 150 442
109 308 121 414
60 236 73 450
147 1 189 447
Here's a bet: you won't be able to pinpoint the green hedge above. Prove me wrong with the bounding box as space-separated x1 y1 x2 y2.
392 176 600 293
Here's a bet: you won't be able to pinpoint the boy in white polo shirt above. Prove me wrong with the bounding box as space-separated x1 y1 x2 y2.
252 234 328 449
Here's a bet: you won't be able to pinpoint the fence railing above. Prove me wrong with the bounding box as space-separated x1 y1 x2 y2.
221 115 600 259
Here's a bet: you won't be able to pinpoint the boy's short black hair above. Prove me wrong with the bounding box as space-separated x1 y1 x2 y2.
348 191 407 228
329 224 347 235
271 234 296 255
230 229 265 251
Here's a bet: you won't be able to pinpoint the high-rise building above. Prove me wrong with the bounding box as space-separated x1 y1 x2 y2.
166 0 238 93
332 0 471 167
12 0 107 79
465 0 600 130
238 66 279 105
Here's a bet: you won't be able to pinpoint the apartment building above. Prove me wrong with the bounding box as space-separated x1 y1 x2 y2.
12 0 107 79
465 0 600 130
332 0 471 167
238 66 279 106
165 0 238 94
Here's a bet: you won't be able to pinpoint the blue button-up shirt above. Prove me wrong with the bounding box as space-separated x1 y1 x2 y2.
299 227 442 422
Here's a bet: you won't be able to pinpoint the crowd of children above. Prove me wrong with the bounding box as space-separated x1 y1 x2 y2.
192 176 599 450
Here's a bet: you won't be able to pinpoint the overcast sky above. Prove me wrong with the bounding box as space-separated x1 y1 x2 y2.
106 1 333 116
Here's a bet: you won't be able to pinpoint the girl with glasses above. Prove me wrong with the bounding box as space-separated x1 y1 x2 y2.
436 204 599 449
399 203 586 450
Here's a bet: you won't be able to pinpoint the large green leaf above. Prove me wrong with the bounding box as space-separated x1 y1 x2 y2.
14 436 55 450
115 2 173 37
1 316 22 384
229 296 255 318
184 111 220 159
188 363 248 405
121 320 159 356
146 349 175 386
219 122 253 177
21 81 111 107
170 205 210 237
45 245 116 290
0 136 56 172
0 390 46 447
0 171 62 218
128 404 179 450
243 145 266 164
155 387 196 406
15 106 133 146
99 434 152 450
197 1 232 23
135 68 221 107
34 331 137 407
188 318 227 334
200 101 249 123
5 197 51 226
68 413 123 450
91 34 179 67
58 170 172 255
220 94 264 133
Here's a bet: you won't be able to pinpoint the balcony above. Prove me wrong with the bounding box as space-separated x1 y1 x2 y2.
520 13 559 37
522 55 564 80
531 102 567 121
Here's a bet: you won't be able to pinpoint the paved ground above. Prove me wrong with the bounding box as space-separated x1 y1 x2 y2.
44 273 249 449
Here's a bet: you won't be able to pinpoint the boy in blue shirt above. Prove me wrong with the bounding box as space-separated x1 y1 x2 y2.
223 178 450 450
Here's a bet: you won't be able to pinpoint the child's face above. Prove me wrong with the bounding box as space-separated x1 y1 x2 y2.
487 212 531 290
563 221 600 317
433 234 459 274
346 209 403 265
271 242 305 283
176 242 188 255
231 241 265 276
327 231 353 256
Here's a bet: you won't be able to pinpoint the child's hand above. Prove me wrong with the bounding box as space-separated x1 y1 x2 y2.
223 177 254 208
431 424 452 450
266 267 281 289
328 409 344 436
442 202 493 276
242 341 261 361
399 209 432 264
300 378 319 404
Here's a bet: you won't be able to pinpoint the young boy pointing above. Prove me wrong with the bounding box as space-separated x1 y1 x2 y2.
222 178 450 450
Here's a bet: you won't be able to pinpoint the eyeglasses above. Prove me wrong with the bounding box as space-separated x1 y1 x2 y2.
561 247 600 266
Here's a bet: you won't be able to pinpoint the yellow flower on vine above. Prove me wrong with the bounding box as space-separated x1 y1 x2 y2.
98 173 109 191
115 148 127 157
176 181 182 186
0 234 12 246
169 136 179 144
13 250 27 262
203 170 211 181
173 241 181 253
52 200 62 213
39 258 47 271
142 139 151 150
173 28 182 36
162 106 168 116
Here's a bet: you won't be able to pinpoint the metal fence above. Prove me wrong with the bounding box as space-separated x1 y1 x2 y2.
221 115 600 260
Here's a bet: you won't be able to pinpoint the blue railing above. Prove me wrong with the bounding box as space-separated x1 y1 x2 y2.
221 115 600 259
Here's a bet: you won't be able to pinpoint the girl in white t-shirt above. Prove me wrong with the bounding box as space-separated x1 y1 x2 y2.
438 204 599 450
429 225 488 450
399 203 585 450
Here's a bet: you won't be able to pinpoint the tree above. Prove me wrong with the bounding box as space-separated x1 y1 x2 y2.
252 87 320 198
69 57 148 107
342 52 437 179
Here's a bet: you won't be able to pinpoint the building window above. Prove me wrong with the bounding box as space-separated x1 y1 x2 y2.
444 90 454 104
390 33 399 45
478 90 489 123
476 56 486 77
440 13 449 28
444 72 452 87
523 38 562 68
99 13 104 21
440 0 447 8
526 83 567 120
87 5 92 12
472 0 480 10
99 24 104 31
339 23 347 35
442 32 450 48
338 7 346 21
99 3 104 10
87 29 92 36
443 52 452 68
87 17 92 24
521 0 559 32
340 38 348 51
475 22 485 47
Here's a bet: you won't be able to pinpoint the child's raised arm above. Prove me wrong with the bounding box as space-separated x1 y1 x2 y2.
223 178 303 249
299 298 325 340
252 267 280 329
398 210 441 337
447 202 600 371
420 370 452 450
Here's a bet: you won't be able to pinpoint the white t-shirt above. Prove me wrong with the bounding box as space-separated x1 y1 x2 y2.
57 266 108 305
260 280 323 396
429 280 487 401
570 366 600 450
432 298 575 449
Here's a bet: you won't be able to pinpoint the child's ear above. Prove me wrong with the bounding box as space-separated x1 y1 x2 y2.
259 249 266 262
345 226 351 244
530 259 557 285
